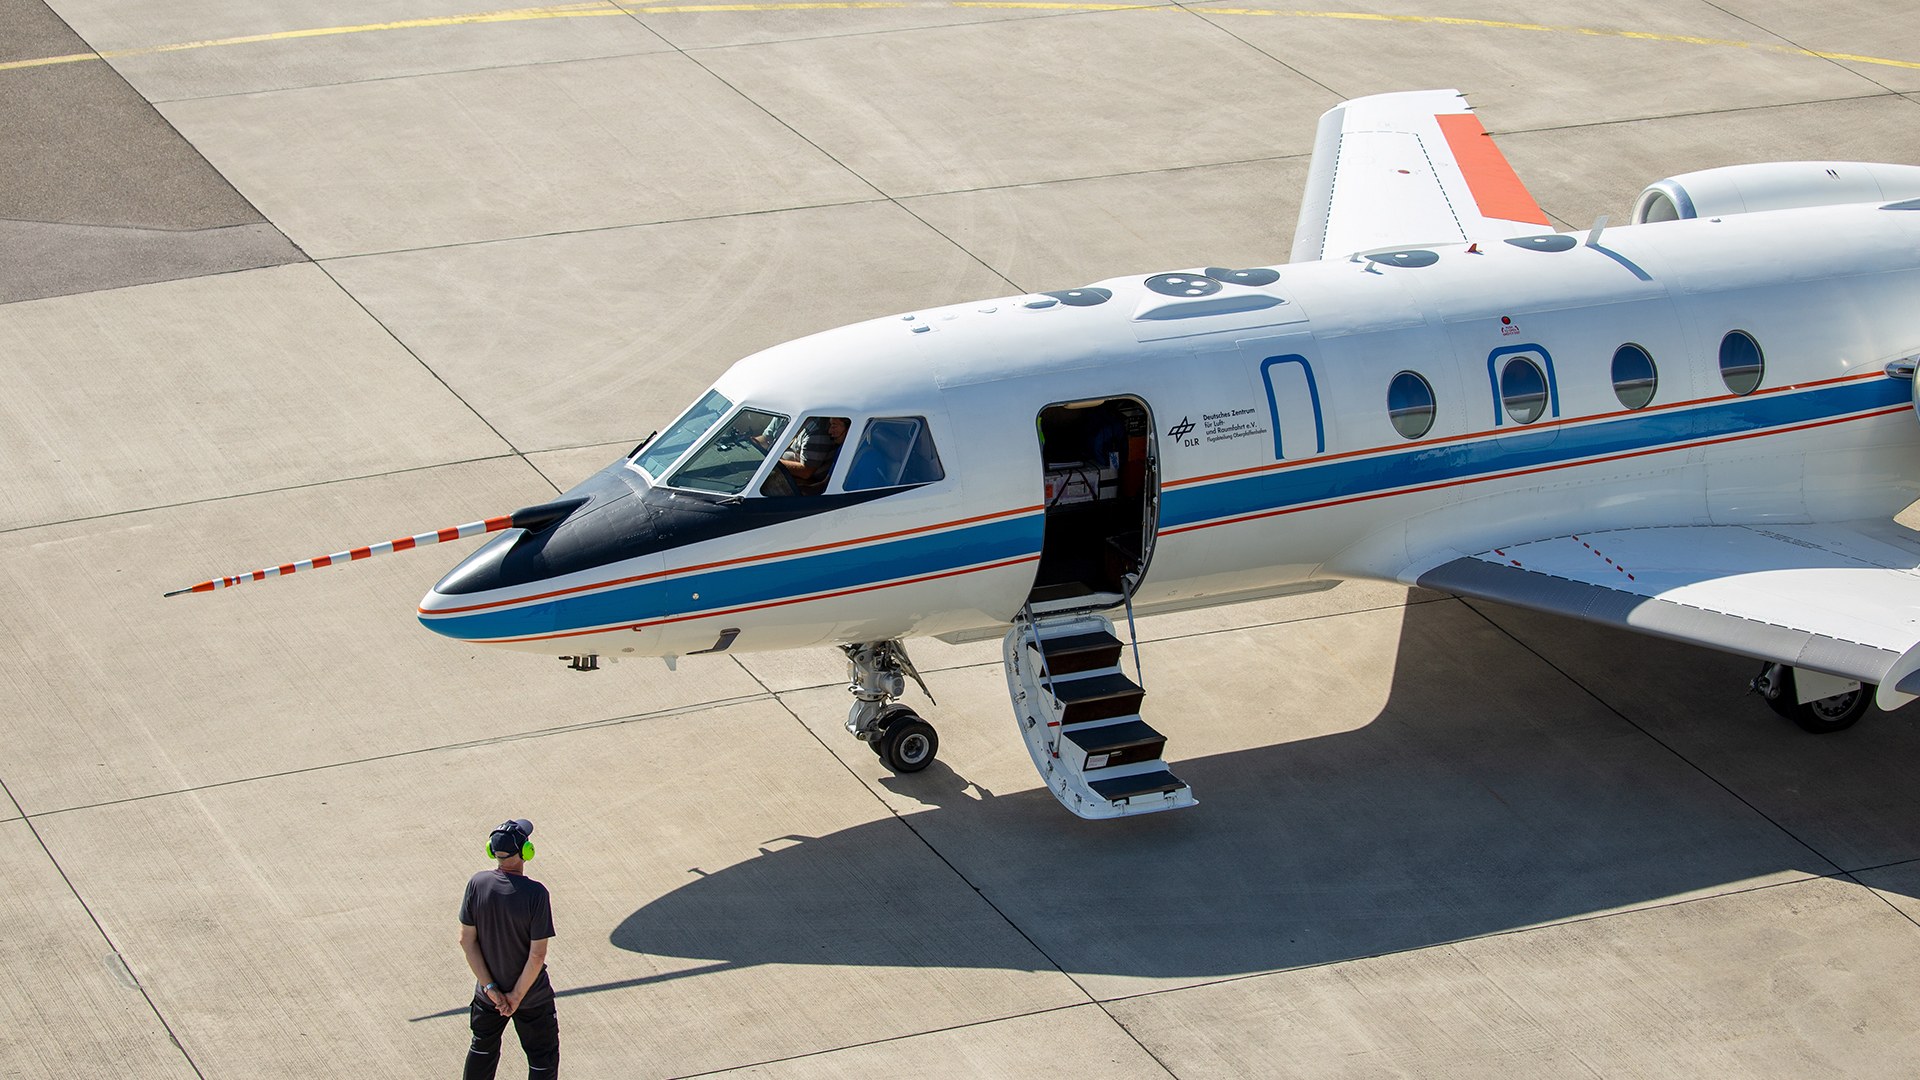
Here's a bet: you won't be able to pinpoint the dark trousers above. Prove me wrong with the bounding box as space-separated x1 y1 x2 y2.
464 995 559 1080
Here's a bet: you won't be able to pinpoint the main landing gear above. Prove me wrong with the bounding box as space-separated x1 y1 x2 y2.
843 640 940 773
1752 662 1874 733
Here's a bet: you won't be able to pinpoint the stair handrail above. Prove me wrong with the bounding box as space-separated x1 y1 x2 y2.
1121 573 1145 690
1014 601 1047 694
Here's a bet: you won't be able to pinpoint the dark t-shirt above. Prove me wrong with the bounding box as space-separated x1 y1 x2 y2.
792 422 844 494
459 869 555 1007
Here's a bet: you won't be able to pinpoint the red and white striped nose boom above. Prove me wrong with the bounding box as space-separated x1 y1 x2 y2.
164 499 582 597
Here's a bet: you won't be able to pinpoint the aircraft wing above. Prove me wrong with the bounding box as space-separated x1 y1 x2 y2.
1291 89 1553 263
1412 522 1920 711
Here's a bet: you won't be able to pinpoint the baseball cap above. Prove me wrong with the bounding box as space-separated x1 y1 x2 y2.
489 818 535 855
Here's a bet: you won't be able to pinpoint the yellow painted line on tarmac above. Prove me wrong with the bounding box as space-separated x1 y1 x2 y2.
948 1 1160 8
0 51 94 71
0 2 624 72
626 2 910 10
4 2 1919 75
1196 9 1920 70
1806 47 1920 69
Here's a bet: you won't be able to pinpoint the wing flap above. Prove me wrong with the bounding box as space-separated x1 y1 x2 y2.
1414 523 1920 705
1292 89 1552 263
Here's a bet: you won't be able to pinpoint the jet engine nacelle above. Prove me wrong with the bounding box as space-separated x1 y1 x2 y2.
1632 161 1920 224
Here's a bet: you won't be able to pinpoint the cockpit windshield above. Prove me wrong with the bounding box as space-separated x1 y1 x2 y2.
634 389 732 480
667 409 790 495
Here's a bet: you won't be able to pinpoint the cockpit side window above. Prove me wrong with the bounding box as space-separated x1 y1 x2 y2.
635 389 733 480
843 417 945 491
761 416 850 497
668 408 789 495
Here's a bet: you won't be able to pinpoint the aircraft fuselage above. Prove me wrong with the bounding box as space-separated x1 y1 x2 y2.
418 199 1920 660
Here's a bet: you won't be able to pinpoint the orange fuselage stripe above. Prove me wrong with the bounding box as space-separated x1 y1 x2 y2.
419 502 1046 617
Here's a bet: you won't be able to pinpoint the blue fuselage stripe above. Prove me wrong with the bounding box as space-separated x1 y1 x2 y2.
1162 376 1905 530
425 378 1906 641
428 514 1045 641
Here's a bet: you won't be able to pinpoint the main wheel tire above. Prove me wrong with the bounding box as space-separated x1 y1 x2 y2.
1764 669 1872 733
879 718 938 773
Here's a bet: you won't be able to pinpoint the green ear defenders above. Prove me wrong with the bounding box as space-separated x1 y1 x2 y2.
487 822 535 861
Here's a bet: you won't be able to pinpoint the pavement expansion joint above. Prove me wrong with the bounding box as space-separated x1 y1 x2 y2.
661 4 1089 54
0 216 274 236
1849 855 1920 874
311 195 895 262
666 1001 1103 1078
4 771 212 1077
26 692 774 820
1457 597 1852 874
1088 872 1846 1011
0 453 526 538
1493 90 1911 137
768 687 1104 1025
1130 591 1456 646
313 261 534 467
893 149 1318 202
440 691 776 749
144 48 667 106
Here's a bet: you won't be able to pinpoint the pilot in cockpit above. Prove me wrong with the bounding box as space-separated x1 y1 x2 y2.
758 415 849 496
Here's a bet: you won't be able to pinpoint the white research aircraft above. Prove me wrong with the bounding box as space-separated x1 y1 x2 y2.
173 89 1920 820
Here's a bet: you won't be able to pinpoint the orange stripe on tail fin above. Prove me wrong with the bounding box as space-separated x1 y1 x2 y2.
1435 112 1549 226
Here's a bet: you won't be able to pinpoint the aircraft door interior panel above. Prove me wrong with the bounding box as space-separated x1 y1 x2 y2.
1031 397 1157 609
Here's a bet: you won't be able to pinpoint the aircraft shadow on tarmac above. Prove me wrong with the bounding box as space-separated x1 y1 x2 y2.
603 598 1920 991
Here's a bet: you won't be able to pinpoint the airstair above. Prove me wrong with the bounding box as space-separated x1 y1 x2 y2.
1004 608 1194 819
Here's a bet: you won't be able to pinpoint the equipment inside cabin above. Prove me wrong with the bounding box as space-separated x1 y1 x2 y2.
1031 398 1156 606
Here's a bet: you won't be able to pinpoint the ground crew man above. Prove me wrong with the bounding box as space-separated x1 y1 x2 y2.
458 818 558 1079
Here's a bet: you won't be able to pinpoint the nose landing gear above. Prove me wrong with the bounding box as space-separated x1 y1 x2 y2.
870 707 939 772
842 640 940 773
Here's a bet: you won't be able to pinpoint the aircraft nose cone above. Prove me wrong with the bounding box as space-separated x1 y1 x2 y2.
417 528 556 642
428 529 525 600
418 460 655 642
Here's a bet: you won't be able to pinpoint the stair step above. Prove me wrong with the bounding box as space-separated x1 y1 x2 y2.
1060 719 1166 771
1038 630 1123 677
1048 670 1145 726
1089 768 1187 803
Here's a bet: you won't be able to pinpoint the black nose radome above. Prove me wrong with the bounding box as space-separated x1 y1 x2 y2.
433 464 650 597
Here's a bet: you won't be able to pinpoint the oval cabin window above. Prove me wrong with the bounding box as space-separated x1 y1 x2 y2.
1500 357 1549 425
1611 344 1658 410
1719 330 1764 396
1388 371 1436 440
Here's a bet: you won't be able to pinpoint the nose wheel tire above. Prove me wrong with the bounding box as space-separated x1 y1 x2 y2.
873 711 938 773
1762 668 1873 733
866 704 915 757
